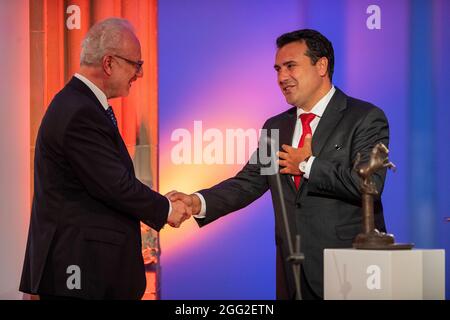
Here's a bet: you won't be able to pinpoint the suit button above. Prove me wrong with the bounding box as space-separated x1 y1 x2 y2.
296 203 302 208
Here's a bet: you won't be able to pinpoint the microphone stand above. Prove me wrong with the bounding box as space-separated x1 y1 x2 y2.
269 137 304 300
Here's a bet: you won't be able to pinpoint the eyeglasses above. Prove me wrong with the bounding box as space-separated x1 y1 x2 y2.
113 55 144 73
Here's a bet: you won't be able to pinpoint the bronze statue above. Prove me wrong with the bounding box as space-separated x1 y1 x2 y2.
353 143 413 250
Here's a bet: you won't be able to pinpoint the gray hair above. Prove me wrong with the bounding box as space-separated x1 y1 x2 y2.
80 17 136 66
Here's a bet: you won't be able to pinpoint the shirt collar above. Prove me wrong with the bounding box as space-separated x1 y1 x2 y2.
297 85 336 118
74 73 109 111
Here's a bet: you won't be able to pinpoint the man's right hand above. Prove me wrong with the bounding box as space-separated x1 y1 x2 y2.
165 190 193 228
167 199 191 228
169 192 202 216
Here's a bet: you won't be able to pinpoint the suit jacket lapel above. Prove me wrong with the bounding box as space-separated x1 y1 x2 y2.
116 137 135 174
278 107 298 195
311 87 347 157
67 76 135 173
297 88 347 194
67 77 106 114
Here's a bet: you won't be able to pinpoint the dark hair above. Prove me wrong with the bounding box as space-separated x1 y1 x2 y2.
276 29 334 81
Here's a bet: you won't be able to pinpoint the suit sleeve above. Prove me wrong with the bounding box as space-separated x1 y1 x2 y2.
63 105 169 231
307 107 389 203
196 122 272 226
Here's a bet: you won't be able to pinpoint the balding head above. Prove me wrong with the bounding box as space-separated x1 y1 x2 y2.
80 17 138 66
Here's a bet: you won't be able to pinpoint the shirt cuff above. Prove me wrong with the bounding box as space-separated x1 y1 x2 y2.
165 196 172 219
302 156 315 179
193 192 207 218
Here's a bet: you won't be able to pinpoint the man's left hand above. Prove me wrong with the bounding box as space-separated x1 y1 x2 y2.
277 134 312 175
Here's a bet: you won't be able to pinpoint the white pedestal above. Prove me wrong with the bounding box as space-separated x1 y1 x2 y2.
324 249 445 300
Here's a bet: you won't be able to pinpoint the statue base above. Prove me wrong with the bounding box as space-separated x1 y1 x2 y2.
353 229 414 250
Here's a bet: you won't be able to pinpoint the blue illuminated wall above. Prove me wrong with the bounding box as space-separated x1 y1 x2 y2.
158 0 450 299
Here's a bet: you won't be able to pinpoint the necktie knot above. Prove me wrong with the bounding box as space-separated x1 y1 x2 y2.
106 106 118 127
299 113 316 126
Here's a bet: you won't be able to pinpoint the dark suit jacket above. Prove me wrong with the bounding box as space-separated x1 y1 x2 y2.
196 88 389 299
20 77 169 299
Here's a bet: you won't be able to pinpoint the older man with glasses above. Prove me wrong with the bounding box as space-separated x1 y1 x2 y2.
19 17 191 300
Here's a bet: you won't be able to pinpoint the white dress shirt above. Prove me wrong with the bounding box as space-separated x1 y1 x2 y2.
74 73 109 111
291 85 336 179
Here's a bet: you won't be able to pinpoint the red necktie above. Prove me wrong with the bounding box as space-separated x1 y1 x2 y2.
294 113 316 189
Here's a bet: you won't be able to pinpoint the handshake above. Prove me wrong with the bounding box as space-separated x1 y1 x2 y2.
165 191 202 228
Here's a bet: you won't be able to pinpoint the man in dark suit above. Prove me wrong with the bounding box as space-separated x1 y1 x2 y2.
20 18 191 300
170 29 389 300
